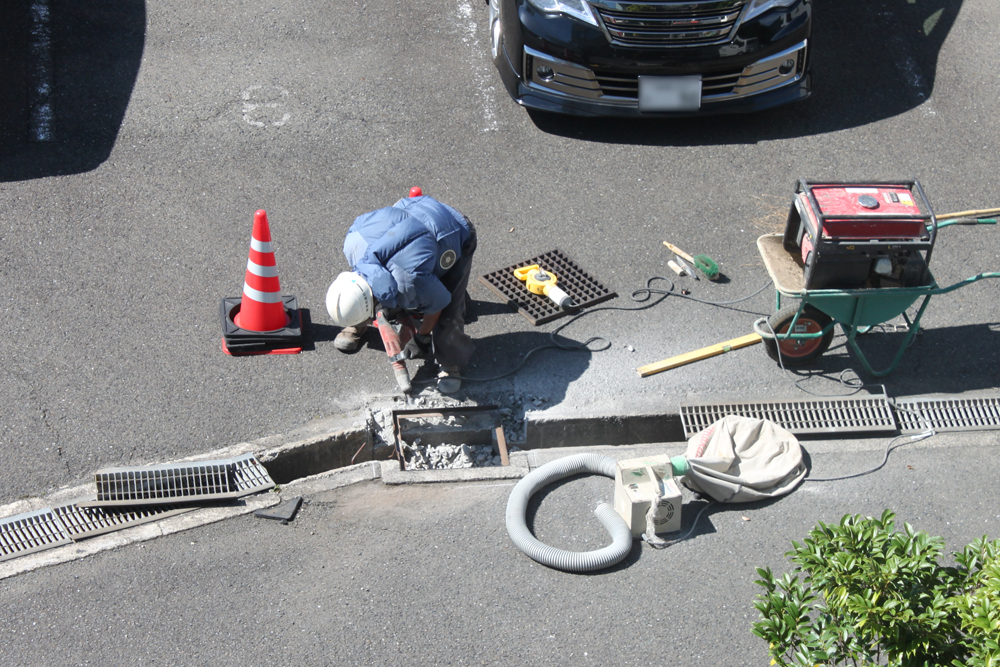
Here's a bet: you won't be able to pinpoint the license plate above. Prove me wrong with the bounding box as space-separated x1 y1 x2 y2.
638 75 702 112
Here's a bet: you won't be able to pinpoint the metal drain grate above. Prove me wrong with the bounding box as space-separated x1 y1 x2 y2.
0 509 73 562
479 249 616 325
81 453 274 507
894 395 1000 434
681 394 897 438
53 503 195 540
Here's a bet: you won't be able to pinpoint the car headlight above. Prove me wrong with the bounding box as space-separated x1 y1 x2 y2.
744 0 799 21
525 0 599 27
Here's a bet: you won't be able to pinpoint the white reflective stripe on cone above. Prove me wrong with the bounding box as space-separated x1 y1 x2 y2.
242 283 284 303
250 238 274 253
246 259 279 277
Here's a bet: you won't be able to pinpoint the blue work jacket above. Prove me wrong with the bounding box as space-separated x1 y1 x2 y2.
343 196 471 314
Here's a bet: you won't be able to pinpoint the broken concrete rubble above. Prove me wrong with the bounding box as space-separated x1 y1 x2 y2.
401 441 523 471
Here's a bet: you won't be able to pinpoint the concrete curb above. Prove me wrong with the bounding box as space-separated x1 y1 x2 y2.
525 409 686 449
13 397 990 579
3 424 996 579
379 459 530 485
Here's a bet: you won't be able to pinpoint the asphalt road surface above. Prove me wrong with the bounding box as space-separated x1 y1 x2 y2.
2 435 1000 666
1 0 998 620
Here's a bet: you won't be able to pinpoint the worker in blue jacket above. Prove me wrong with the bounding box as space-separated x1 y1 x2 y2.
325 191 476 394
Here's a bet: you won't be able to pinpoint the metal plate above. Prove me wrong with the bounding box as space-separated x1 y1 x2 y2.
894 395 1000 434
681 393 896 438
0 509 72 562
81 453 274 507
479 250 616 325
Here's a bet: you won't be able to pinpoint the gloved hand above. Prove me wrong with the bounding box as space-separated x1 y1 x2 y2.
402 333 432 360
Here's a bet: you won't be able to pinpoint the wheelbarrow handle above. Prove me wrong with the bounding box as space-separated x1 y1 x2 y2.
934 217 997 229
931 271 1000 295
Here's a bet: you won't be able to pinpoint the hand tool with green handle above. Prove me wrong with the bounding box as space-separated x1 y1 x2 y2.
663 241 719 280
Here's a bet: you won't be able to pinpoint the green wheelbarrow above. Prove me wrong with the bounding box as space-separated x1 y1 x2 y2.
753 217 1000 377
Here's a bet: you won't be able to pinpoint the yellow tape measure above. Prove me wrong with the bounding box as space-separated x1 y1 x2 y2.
513 265 575 308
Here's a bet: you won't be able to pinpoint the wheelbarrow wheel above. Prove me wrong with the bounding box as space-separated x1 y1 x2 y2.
764 304 835 366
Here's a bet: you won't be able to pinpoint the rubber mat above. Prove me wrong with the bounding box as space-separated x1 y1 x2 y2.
479 249 616 325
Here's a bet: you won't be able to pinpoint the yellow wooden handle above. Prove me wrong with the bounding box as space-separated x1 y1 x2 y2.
662 241 695 263
637 333 762 377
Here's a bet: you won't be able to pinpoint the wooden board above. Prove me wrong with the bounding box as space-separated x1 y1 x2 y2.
637 333 762 377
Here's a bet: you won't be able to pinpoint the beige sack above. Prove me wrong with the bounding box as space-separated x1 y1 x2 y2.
681 415 806 503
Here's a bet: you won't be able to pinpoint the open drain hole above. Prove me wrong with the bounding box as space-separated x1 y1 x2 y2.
392 405 513 471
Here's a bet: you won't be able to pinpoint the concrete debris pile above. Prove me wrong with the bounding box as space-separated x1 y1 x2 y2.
401 440 522 471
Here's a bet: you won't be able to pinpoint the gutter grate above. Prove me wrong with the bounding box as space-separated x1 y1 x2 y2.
53 503 195 540
479 249 616 325
894 395 1000 434
0 509 72 562
81 454 274 507
681 394 896 438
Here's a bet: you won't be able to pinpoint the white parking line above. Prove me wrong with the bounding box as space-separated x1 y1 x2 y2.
456 0 499 132
29 0 54 142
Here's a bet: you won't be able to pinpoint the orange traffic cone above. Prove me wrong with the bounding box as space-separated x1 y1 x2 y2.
235 210 289 332
221 209 303 356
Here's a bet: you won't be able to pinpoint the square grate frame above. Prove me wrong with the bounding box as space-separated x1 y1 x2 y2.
681 394 897 439
894 395 1000 434
0 508 73 562
81 453 275 508
479 249 616 325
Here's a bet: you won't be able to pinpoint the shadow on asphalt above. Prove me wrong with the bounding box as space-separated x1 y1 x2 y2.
302 299 519 347
465 297 518 323
298 327 592 403
528 0 963 145
461 329 593 392
769 322 1000 395
0 0 145 181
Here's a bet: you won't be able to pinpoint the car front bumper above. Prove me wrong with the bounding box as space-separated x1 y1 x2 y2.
496 0 812 117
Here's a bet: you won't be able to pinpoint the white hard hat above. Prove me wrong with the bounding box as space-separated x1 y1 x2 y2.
326 272 374 327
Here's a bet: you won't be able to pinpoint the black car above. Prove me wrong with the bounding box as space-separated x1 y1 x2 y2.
487 0 811 116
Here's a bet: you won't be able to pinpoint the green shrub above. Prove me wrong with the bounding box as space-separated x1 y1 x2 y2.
752 510 1000 667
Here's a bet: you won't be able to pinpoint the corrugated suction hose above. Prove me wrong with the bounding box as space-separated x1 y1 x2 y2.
505 453 632 572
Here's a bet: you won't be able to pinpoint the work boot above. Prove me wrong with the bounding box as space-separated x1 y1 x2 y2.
437 365 462 394
334 322 368 352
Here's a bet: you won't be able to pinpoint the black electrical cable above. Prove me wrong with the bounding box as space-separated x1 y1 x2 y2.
435 276 775 384
762 317 871 397
804 429 935 482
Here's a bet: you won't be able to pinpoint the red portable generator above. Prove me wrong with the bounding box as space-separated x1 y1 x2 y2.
782 179 938 290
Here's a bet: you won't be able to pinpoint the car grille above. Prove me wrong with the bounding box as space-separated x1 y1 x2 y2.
594 0 747 47
596 69 741 98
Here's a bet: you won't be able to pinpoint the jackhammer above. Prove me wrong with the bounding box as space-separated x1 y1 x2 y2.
373 308 419 393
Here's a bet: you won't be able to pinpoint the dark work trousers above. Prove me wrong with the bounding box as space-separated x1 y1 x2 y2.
432 222 477 369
